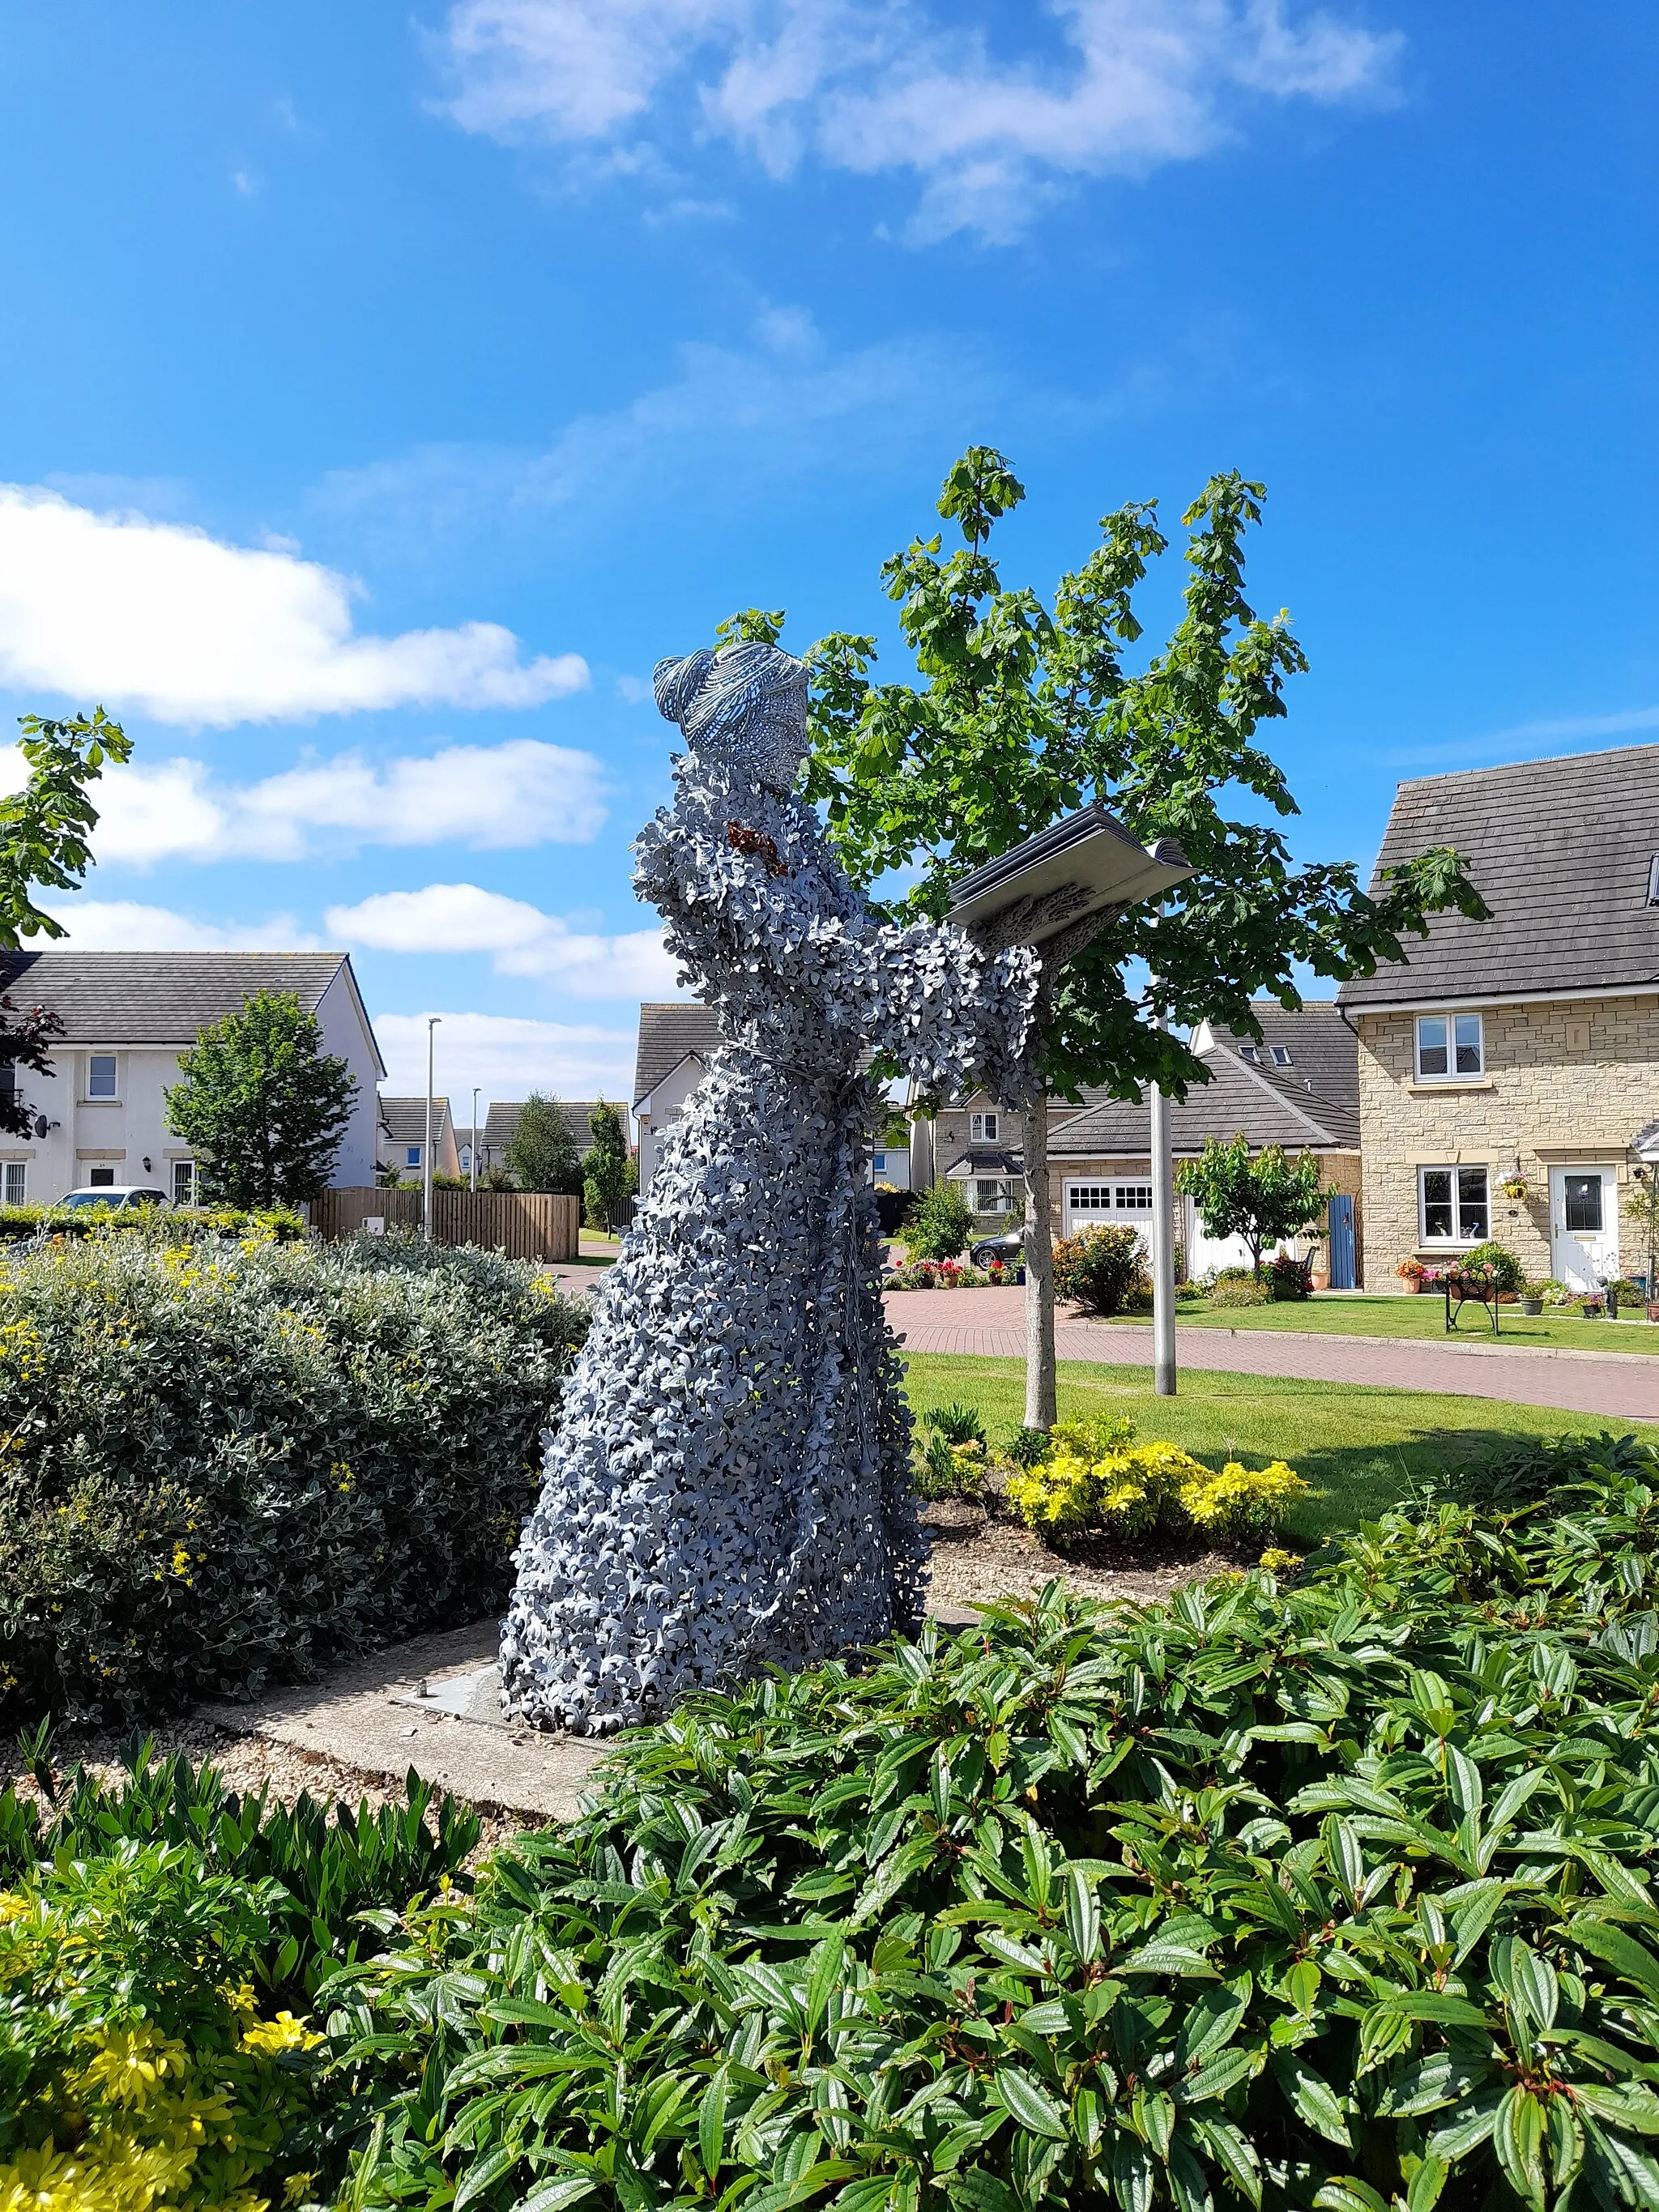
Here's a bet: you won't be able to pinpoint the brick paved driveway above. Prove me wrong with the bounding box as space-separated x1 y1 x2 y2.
885 1285 1659 1423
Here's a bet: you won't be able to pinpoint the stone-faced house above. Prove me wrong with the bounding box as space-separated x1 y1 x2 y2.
915 1001 1363 1278
1340 745 1659 1292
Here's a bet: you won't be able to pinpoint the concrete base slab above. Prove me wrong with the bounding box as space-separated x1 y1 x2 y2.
203 1622 612 1820
205 1598 990 1821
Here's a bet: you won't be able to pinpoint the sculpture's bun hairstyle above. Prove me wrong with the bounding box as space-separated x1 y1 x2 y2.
654 650 717 729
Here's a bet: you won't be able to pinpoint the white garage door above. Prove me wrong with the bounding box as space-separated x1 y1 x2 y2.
1064 1179 1155 1239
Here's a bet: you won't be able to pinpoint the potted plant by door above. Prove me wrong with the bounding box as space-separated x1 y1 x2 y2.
1518 1280 1546 1316
1396 1259 1428 1294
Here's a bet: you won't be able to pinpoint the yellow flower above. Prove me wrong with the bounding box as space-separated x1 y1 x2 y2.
239 2010 322 2057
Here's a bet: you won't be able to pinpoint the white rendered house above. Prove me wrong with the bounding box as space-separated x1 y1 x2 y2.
0 950 385 1206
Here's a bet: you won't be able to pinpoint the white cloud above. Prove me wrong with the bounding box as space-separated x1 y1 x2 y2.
376 1009 638 1107
313 306 976 546
52 901 323 952
326 882 681 999
434 0 1401 241
1385 705 1659 771
0 484 588 726
0 736 609 867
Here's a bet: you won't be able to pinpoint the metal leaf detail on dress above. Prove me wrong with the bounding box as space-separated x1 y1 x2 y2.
499 640 1039 1733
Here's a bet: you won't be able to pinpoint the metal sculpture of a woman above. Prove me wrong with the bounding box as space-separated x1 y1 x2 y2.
500 641 1039 1733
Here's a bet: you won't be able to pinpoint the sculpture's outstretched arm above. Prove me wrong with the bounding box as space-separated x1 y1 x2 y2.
635 801 1039 1097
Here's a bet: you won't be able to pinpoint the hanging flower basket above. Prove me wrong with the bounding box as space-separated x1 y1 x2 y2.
1498 1174 1530 1202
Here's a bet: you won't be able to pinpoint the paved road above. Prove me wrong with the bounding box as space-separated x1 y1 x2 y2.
885 1285 1659 1423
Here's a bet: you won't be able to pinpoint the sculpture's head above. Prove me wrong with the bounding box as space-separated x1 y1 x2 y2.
653 641 808 796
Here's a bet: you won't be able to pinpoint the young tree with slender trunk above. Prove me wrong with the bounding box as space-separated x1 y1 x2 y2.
732 449 1486 1426
505 1093 583 1196
1175 1136 1331 1278
164 991 356 1207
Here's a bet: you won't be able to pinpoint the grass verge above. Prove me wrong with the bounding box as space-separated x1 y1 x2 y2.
1096 1288 1659 1352
902 1350 1653 1544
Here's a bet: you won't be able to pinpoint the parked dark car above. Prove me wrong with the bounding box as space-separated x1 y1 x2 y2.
970 1230 1024 1267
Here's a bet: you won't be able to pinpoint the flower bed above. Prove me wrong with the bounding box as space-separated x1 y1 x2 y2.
882 1256 1021 1290
326 1443 1659 2212
0 1230 588 1724
0 1745 478 2211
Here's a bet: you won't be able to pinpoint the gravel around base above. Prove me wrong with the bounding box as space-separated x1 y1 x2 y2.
0 1714 539 1863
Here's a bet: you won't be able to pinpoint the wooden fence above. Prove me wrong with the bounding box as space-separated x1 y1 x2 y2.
311 1187 579 1263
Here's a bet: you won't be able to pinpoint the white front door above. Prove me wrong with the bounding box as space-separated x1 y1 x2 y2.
1549 1166 1619 1289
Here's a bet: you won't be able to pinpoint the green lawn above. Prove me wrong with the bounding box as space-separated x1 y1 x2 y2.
1094 1289 1659 1354
902 1351 1652 1545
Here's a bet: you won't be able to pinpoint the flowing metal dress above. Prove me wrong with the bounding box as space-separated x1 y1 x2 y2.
500 642 1038 1733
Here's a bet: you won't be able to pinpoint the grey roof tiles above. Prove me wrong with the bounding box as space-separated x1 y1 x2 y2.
0 949 350 1042
633 1000 722 1105
1340 744 1659 1008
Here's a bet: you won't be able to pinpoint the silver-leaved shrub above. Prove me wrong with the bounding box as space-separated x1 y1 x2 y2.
0 1230 588 1723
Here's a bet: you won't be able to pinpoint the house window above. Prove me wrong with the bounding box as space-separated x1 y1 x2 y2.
1563 1174 1604 1233
2 1163 23 1206
87 1055 117 1099
1238 1046 1259 1063
970 1110 999 1142
87 1166 116 1187
0 1060 12 1097
1419 1166 1489 1243
973 1178 1015 1213
406 1145 421 1167
1648 855 1659 906
1114 1183 1154 1211
872 1151 885 1174
172 1161 196 1204
1415 1013 1483 1080
1270 1046 1292 1067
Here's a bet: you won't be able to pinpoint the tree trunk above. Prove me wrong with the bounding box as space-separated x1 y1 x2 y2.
1022 1095 1056 1430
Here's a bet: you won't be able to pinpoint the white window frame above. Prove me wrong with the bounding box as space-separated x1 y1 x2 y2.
1418 1164 1490 1246
87 1166 117 1187
972 1177 1016 1214
1113 1183 1154 1212
172 1160 196 1204
1414 1012 1484 1082
2 1162 23 1206
1270 1045 1292 1067
87 1053 118 1100
970 1110 1000 1142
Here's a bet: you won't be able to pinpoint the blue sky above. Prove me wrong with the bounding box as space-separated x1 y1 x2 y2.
0 2 1651 1106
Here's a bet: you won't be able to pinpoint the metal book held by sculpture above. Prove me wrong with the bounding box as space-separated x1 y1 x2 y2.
499 640 1043 1733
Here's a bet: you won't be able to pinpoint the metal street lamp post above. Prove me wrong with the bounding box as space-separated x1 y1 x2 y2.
424 1016 441 1243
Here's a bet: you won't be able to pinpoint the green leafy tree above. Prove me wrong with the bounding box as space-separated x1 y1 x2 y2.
164 991 356 1208
0 707 133 1139
583 1098 633 1230
1175 1136 1331 1277
903 1180 975 1261
505 1093 582 1196
732 448 1486 1422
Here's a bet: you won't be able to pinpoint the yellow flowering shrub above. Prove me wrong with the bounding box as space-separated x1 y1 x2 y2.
1005 1423 1309 1551
0 1848 326 2212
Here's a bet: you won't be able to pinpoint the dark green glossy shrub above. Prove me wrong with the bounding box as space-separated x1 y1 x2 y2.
328 1447 1659 2212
